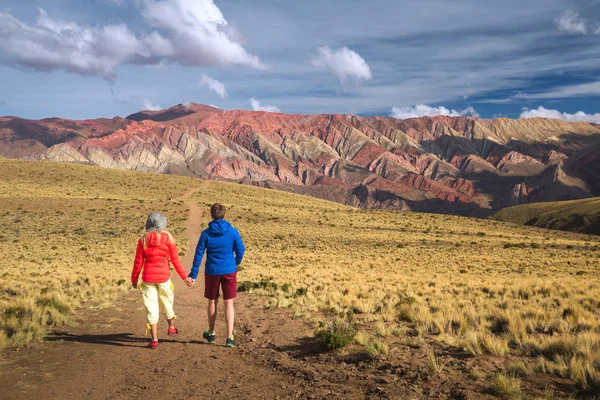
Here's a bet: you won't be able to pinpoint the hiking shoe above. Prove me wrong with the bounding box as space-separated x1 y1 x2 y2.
226 337 237 348
167 326 179 336
148 340 159 349
203 330 216 344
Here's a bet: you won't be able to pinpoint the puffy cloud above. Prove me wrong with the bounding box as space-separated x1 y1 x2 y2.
138 0 267 69
249 98 280 112
0 0 266 79
199 74 227 98
519 106 600 123
142 99 162 111
311 46 372 84
555 10 588 34
390 104 479 119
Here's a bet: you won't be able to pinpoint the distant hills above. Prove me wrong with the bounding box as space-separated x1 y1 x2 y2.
491 197 600 235
1 103 599 216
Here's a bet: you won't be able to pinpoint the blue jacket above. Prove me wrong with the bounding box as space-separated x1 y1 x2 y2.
189 219 245 278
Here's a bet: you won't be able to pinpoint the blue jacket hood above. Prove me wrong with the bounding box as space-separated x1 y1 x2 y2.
208 219 230 236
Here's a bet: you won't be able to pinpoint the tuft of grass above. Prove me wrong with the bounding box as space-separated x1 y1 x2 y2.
505 360 532 377
425 349 445 377
364 338 389 358
490 372 522 398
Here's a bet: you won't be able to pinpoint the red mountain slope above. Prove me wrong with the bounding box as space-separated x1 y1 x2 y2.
2 103 599 216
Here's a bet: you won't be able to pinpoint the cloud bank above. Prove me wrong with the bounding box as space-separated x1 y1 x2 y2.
249 98 280 112
199 74 227 98
0 0 266 79
311 46 372 84
519 106 600 123
390 104 479 119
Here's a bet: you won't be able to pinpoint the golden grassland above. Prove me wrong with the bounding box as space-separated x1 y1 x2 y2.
0 159 194 350
2 158 600 396
190 181 600 394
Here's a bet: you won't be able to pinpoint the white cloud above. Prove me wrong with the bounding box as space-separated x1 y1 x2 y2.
311 46 372 84
249 98 280 112
0 0 266 79
515 81 600 100
390 104 479 119
142 99 162 111
555 10 588 34
138 0 267 69
199 74 227 98
519 106 600 123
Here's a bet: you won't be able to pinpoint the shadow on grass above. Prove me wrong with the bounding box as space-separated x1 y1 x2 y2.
46 332 177 347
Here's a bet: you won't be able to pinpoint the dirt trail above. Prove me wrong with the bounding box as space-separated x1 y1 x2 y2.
0 183 317 400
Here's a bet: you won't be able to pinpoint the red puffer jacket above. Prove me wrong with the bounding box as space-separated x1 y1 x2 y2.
131 232 187 285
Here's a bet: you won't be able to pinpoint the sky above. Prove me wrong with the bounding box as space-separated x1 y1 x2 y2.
1 0 600 122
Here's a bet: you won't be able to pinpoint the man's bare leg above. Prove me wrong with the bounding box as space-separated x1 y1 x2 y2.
224 299 234 339
207 298 218 333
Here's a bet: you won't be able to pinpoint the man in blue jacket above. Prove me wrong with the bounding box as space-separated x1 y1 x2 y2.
185 203 245 347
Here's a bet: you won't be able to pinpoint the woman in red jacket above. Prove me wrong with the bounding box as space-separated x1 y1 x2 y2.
131 212 188 349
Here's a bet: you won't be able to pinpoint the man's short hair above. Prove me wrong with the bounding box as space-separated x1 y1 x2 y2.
210 203 226 220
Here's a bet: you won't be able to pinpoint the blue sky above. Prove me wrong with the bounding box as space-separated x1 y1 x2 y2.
1 0 600 122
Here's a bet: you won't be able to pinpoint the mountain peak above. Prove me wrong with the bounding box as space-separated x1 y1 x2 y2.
126 103 221 123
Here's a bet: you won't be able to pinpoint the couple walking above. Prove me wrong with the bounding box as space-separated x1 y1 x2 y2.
131 203 245 349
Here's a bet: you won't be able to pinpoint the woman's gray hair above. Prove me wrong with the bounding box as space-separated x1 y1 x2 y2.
145 212 167 233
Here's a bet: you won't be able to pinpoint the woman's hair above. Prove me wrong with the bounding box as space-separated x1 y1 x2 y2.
141 231 175 250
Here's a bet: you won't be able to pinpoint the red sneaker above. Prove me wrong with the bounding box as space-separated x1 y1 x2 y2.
167 326 179 336
148 340 159 349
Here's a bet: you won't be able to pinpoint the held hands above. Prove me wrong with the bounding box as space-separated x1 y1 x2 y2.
131 282 138 289
184 277 196 287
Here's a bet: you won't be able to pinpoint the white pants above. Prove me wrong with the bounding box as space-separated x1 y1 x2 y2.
141 279 175 325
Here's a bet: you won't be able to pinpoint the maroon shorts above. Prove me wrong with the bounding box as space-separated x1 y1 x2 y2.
204 272 237 300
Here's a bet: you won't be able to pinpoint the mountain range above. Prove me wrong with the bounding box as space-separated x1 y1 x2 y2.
2 103 599 217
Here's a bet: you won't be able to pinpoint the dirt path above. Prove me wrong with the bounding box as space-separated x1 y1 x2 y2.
0 183 316 400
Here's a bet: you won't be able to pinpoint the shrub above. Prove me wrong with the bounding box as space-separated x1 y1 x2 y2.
504 242 527 249
317 311 358 351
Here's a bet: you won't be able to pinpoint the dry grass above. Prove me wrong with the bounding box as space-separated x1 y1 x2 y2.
3 159 600 396
185 171 600 394
0 159 193 351
491 372 522 398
